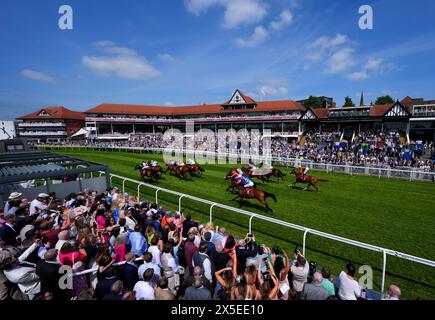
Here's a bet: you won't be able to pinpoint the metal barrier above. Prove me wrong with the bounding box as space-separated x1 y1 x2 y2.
102 172 435 294
38 145 435 182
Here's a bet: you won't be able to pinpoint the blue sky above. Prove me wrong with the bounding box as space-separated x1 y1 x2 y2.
1 0 435 119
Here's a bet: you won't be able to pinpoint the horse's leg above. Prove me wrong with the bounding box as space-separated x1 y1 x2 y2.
313 183 319 192
239 196 244 208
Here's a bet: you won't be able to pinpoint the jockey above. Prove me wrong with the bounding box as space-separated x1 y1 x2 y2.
187 158 196 165
248 160 257 171
176 159 185 167
150 160 158 167
236 175 254 190
168 160 175 166
142 161 149 170
298 165 309 179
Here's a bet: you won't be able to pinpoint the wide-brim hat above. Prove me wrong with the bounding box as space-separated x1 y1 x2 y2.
38 193 49 198
8 192 22 200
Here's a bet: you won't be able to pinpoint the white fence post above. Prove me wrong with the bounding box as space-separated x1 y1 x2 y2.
249 214 257 234
381 250 387 295
178 195 184 213
209 203 216 224
302 229 310 256
155 188 161 204
122 179 126 194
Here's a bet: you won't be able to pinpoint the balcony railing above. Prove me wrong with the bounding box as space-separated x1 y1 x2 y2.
19 131 67 136
17 122 65 127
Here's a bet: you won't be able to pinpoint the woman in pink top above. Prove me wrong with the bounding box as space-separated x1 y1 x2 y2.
113 232 128 263
59 241 88 297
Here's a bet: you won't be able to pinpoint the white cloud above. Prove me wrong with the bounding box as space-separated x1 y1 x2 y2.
364 57 383 71
347 71 369 81
20 69 55 83
222 0 267 29
82 42 160 80
347 57 388 81
184 0 219 15
185 0 267 29
158 53 177 63
304 34 351 71
309 33 349 50
270 10 294 30
258 85 288 97
325 47 355 74
235 26 268 48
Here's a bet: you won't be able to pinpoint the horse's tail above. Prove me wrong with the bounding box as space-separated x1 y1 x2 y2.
317 179 329 183
264 191 277 202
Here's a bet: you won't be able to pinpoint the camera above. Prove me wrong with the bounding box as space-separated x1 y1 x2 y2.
293 245 301 256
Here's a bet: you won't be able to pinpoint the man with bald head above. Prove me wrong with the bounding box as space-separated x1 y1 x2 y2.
383 284 401 300
300 271 329 300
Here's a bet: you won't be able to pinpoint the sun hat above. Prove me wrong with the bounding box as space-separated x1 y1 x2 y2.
38 193 49 198
8 192 22 200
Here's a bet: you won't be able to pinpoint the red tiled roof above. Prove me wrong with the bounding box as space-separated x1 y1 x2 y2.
401 96 414 105
370 104 394 117
311 108 329 119
18 107 86 120
85 100 305 116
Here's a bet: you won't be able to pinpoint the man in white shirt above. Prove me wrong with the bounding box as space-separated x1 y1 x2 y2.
29 193 51 217
147 237 162 266
338 263 361 300
134 268 155 300
192 244 213 284
138 252 161 280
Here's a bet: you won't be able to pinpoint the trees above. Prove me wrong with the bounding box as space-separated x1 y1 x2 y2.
375 95 394 105
303 96 322 109
344 96 355 107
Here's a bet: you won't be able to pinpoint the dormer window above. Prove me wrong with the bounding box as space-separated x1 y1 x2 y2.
38 110 50 116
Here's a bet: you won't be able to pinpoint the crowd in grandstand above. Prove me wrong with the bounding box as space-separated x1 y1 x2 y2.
0 189 402 301
272 130 434 170
32 129 434 170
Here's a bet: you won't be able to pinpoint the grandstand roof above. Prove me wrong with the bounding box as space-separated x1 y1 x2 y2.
0 151 109 184
17 106 86 121
302 102 410 120
85 100 305 116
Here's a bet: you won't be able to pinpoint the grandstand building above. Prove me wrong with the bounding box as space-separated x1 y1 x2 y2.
84 90 305 140
16 106 85 143
16 90 435 143
402 96 435 142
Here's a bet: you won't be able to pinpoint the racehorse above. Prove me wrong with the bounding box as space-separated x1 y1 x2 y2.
166 163 191 179
231 186 277 213
149 165 165 178
289 168 327 191
188 163 205 177
224 168 256 193
134 164 159 181
241 167 272 183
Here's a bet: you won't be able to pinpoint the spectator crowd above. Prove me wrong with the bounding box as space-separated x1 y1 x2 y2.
0 189 402 301
32 129 434 170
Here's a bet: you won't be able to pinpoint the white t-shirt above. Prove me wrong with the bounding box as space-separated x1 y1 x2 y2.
338 271 361 300
133 281 155 300
148 245 161 266
29 199 48 216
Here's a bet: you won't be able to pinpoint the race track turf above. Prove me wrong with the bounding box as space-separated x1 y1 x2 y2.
53 148 435 299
